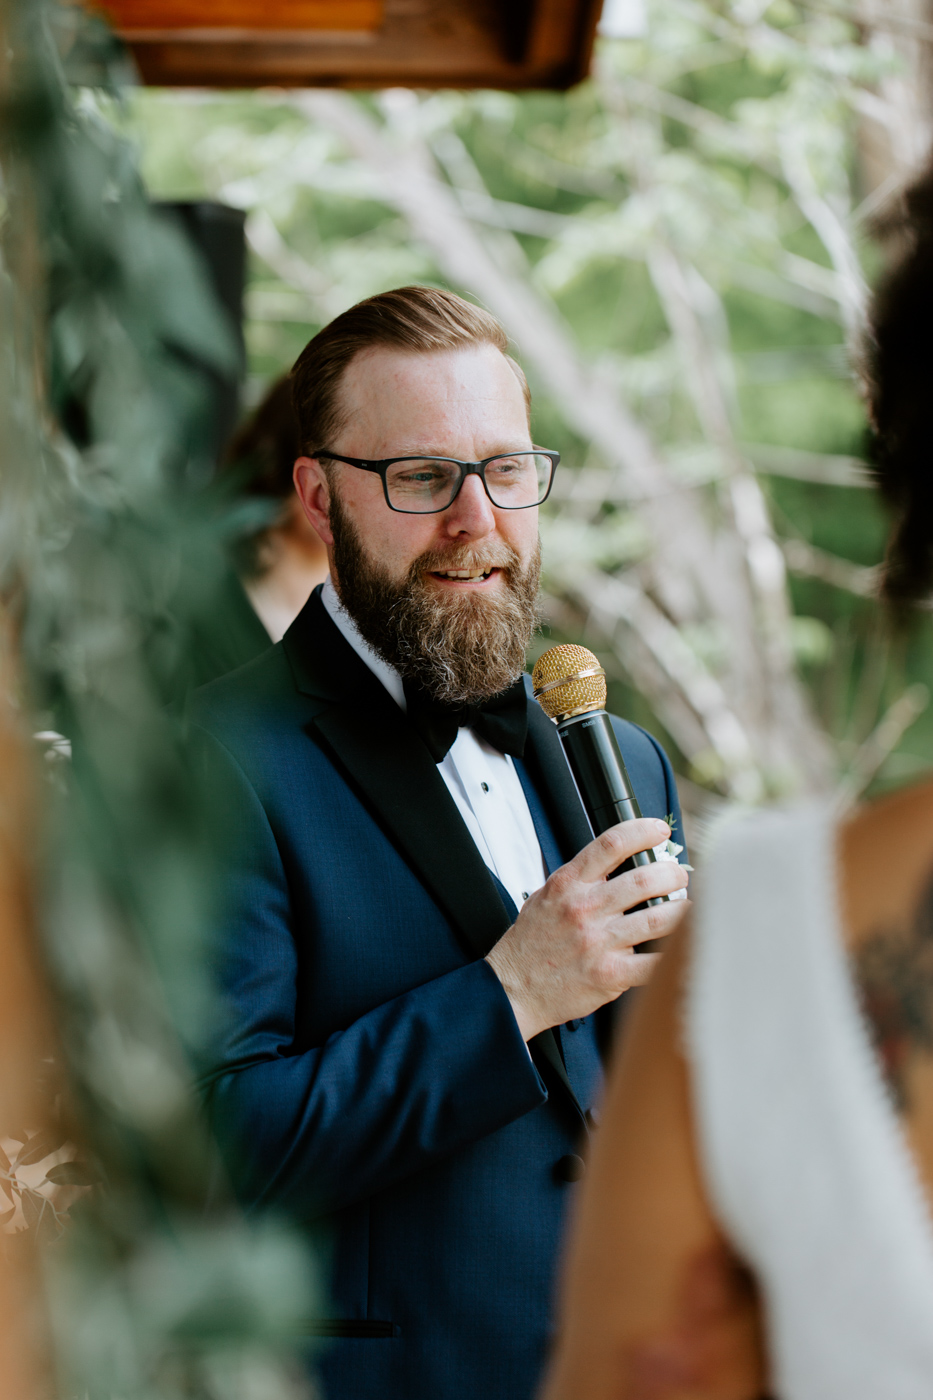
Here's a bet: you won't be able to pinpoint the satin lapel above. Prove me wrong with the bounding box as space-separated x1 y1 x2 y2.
313 706 514 959
532 1030 585 1123
512 760 563 877
487 873 584 1118
521 681 594 862
283 592 513 962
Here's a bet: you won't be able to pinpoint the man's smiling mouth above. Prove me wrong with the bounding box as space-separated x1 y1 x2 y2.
431 568 496 582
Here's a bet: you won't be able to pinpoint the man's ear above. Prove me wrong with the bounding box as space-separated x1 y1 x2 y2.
293 457 334 548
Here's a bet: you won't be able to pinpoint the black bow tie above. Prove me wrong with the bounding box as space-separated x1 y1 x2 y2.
403 674 529 763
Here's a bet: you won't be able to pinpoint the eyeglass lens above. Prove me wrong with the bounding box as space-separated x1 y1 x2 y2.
385 453 553 512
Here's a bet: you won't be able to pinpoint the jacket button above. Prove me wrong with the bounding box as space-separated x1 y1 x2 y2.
555 1154 586 1184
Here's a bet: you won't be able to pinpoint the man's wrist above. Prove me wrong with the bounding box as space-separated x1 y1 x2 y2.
485 945 544 1042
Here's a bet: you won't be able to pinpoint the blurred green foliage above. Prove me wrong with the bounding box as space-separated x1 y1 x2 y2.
106 1 933 797
0 2 318 1394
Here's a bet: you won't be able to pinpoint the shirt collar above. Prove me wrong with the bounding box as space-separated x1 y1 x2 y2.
320 576 407 713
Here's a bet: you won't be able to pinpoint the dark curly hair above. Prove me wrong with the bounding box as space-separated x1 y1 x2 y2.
867 165 933 606
220 375 302 577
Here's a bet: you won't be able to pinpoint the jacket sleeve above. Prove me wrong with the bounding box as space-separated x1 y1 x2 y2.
191 724 548 1222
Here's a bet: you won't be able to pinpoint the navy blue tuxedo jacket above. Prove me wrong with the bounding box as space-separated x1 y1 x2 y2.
189 588 684 1400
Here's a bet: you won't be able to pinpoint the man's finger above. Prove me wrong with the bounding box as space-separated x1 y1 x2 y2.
570 818 671 884
598 855 689 912
613 898 689 949
613 950 664 988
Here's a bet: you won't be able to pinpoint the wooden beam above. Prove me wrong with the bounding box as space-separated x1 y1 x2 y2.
98 0 382 31
99 0 603 90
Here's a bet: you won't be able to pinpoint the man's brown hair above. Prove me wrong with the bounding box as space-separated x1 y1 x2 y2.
289 285 530 455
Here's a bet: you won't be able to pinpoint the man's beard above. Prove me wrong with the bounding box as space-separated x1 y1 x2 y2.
329 495 541 705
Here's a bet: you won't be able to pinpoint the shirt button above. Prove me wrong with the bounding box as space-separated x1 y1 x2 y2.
481 782 489 792
521 891 529 902
554 1154 586 1184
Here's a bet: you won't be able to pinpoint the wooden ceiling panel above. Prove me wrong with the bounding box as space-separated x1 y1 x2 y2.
99 0 382 33
93 0 603 90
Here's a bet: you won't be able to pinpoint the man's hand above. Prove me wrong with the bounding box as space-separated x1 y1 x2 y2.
485 819 689 1041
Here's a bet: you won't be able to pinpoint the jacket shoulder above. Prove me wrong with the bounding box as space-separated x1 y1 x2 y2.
608 715 668 768
608 715 680 826
187 643 302 742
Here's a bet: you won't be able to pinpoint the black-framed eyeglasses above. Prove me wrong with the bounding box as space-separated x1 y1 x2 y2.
316 449 560 514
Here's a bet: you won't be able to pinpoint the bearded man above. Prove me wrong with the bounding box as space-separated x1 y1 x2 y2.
191 287 688 1400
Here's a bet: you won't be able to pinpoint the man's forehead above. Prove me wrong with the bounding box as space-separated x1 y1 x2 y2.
334 343 531 449
341 342 518 394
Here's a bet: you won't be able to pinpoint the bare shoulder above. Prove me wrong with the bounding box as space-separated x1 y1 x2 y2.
840 776 933 948
839 776 933 1198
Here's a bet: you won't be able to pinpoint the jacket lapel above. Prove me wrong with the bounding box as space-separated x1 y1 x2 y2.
488 869 585 1117
521 679 594 862
283 591 512 962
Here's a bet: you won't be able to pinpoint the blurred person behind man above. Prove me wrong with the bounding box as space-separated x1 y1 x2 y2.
184 376 330 693
224 375 329 643
540 167 933 1400
189 286 689 1400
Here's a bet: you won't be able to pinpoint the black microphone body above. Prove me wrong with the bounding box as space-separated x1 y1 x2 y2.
556 709 668 908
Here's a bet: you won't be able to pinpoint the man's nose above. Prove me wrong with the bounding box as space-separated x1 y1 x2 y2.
441 472 497 537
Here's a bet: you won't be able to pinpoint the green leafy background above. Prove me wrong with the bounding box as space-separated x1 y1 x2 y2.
104 1 933 810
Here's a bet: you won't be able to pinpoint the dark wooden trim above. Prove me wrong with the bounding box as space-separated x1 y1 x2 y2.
106 0 603 90
102 0 382 29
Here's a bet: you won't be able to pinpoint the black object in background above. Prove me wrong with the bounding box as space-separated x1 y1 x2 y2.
156 200 247 468
152 202 266 700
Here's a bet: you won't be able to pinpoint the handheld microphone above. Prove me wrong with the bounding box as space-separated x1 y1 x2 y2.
531 644 668 908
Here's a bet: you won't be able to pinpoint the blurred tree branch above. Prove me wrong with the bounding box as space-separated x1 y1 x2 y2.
129 0 932 812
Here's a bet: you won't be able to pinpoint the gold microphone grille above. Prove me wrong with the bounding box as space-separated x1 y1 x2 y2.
532 644 607 721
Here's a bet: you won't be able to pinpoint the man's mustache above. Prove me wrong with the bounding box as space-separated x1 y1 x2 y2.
410 545 521 577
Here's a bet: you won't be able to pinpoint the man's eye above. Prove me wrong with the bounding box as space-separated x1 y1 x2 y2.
391 460 454 486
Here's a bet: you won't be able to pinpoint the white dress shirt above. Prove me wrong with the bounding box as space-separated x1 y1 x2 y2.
321 578 548 913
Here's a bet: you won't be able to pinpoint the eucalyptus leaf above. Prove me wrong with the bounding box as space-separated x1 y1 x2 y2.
45 1160 100 1187
13 1129 66 1168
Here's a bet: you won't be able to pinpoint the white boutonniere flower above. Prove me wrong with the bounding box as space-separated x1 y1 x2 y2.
652 837 692 901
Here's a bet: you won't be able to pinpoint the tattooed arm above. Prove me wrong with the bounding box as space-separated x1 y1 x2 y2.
854 903 933 1112
842 779 933 1197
